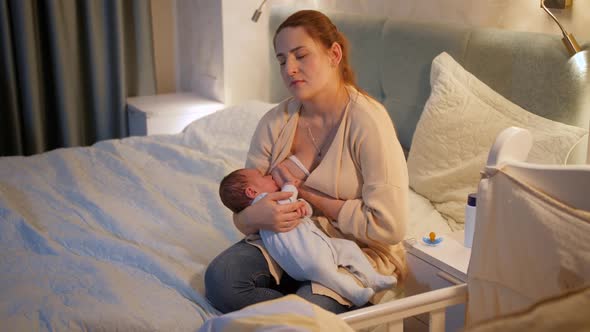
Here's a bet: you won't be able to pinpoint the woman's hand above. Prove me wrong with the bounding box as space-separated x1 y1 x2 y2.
298 186 345 221
234 191 306 235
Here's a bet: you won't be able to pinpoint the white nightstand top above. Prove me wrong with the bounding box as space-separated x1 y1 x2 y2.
126 93 226 136
406 231 471 282
127 93 224 117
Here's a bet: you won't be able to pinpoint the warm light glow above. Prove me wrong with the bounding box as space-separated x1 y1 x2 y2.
185 103 226 114
571 51 589 75
566 51 590 164
168 103 225 134
126 93 226 135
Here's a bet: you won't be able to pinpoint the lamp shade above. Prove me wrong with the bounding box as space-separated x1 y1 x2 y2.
566 50 590 163
568 50 589 78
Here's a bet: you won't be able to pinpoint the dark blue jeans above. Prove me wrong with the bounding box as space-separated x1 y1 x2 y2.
204 239 351 314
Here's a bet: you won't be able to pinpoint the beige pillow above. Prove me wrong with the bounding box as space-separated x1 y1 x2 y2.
407 52 588 228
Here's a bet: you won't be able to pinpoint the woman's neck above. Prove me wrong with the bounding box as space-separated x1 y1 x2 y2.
300 83 349 121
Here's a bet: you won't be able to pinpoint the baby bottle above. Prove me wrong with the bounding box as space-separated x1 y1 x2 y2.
464 193 477 248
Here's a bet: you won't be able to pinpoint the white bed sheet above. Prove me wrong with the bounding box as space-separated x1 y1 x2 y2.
0 100 450 331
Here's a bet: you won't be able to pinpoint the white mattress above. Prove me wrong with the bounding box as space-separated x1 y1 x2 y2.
0 101 450 331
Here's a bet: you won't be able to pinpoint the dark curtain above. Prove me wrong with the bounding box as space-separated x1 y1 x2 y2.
0 0 156 156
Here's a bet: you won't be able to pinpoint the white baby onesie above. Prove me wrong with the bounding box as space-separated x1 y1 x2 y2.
253 157 396 306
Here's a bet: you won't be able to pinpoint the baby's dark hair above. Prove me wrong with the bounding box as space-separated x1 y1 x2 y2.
219 169 253 213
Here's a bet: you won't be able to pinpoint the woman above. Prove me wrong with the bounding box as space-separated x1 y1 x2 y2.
205 10 408 314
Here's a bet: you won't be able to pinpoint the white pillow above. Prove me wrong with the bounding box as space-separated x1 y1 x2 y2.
407 52 588 229
180 100 277 165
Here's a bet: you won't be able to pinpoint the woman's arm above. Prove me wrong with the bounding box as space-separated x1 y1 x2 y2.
336 104 409 245
337 183 407 245
271 160 345 220
235 102 306 235
233 190 306 235
298 186 344 221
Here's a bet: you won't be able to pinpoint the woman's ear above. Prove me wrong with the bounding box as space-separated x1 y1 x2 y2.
329 42 343 67
245 187 258 199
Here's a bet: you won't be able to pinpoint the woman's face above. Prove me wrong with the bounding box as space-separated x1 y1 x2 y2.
275 26 339 101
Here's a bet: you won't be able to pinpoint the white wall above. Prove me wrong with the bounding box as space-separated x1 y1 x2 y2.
176 0 224 102
174 0 590 105
151 0 176 93
220 0 273 105
315 0 589 41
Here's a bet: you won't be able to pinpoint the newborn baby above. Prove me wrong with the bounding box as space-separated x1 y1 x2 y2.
219 166 396 306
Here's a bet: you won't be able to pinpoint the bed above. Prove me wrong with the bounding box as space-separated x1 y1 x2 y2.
0 100 449 330
1 9 589 331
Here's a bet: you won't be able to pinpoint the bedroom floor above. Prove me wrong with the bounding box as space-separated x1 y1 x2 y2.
404 317 428 331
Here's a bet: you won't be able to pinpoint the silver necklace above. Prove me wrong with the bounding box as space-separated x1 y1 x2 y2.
306 125 324 157
301 94 349 158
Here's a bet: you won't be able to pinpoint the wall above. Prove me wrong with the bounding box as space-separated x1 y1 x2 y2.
151 0 176 93
172 0 590 105
315 0 589 41
220 0 274 104
176 0 224 102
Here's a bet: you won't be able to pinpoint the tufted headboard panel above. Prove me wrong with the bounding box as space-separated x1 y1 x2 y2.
269 10 589 150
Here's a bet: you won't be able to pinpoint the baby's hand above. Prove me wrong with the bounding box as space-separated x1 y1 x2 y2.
295 198 312 218
297 206 307 218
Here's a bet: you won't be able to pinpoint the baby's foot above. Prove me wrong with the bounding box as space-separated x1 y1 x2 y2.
351 287 375 307
370 274 397 292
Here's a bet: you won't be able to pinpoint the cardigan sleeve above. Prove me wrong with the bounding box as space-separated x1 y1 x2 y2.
233 104 282 232
336 103 409 245
245 107 278 174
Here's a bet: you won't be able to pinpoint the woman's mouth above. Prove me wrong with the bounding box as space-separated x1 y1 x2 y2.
290 80 305 87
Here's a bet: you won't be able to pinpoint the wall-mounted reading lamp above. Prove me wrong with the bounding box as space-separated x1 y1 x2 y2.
251 0 268 22
541 1 589 163
541 0 581 56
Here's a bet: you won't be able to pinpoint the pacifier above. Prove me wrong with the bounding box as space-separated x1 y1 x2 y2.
422 232 443 246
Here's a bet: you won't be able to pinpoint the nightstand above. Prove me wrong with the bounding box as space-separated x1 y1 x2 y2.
404 231 471 332
127 93 225 136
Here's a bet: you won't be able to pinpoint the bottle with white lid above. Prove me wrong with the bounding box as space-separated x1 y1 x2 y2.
464 193 477 248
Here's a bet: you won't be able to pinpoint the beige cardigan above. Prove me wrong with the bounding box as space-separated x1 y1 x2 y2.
243 87 409 304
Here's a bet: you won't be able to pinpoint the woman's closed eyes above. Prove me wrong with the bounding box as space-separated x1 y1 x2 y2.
295 52 308 60
278 57 307 66
277 51 309 66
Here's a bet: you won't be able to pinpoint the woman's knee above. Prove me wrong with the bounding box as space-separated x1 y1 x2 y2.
204 241 278 312
206 241 261 289
295 282 350 314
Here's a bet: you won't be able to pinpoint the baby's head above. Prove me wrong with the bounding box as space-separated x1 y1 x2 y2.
219 168 280 213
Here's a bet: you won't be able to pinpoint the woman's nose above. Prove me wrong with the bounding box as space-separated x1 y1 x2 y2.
285 58 298 76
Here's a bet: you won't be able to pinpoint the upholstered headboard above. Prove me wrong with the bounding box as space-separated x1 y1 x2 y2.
268 10 589 151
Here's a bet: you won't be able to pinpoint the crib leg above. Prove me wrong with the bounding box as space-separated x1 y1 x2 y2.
386 320 403 332
429 308 445 332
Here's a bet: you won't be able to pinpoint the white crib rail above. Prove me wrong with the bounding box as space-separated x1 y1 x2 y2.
339 124 588 331
339 284 468 332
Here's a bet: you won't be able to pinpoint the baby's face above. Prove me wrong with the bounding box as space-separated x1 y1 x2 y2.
244 169 280 194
